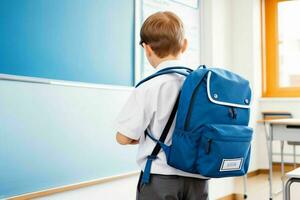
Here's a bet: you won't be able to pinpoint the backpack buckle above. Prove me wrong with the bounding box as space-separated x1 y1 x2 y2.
147 155 157 160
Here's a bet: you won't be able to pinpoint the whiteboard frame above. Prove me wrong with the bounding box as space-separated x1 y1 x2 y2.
6 171 139 200
134 0 143 85
0 73 133 91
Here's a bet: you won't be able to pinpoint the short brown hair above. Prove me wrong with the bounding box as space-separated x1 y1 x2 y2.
140 11 185 58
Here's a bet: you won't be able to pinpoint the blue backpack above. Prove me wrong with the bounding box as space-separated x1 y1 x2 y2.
136 66 253 184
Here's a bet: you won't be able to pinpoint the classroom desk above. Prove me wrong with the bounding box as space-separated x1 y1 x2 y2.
261 119 300 200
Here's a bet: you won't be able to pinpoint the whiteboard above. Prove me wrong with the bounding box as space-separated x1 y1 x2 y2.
0 0 134 86
0 81 137 199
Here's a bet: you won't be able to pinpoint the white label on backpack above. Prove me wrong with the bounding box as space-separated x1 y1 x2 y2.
220 158 243 171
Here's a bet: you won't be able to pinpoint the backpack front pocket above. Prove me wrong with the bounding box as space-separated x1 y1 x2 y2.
196 124 252 178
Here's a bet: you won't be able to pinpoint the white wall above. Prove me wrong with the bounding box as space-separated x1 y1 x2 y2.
201 0 233 67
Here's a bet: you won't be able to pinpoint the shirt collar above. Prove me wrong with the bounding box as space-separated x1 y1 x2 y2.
155 59 186 71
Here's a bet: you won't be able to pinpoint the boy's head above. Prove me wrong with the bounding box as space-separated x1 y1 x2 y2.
140 11 187 67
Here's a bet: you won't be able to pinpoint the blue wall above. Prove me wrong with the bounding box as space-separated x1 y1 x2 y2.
0 80 137 199
0 0 134 86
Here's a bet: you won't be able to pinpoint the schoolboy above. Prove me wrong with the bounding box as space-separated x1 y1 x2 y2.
115 11 208 200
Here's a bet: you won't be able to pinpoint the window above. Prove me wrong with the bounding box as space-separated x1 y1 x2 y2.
263 0 300 97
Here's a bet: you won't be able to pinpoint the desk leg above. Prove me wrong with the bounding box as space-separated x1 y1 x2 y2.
243 175 247 199
268 124 273 200
281 140 285 200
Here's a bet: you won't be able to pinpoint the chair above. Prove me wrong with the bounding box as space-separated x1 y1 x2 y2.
285 167 300 200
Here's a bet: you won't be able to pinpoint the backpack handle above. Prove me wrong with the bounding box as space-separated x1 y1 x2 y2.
198 65 207 69
135 66 193 88
158 66 193 73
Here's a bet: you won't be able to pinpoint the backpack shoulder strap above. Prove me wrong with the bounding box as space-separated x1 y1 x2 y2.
141 92 181 184
135 66 193 88
175 67 209 130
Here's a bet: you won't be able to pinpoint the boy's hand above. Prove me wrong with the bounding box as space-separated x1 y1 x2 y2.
116 132 139 145
129 139 139 145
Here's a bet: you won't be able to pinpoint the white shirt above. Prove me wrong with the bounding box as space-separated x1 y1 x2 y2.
115 60 204 178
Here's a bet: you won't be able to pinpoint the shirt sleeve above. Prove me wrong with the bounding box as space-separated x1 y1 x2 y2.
115 78 182 140
114 87 153 140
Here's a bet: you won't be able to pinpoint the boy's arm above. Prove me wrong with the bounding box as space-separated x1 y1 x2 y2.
116 132 139 145
114 87 152 146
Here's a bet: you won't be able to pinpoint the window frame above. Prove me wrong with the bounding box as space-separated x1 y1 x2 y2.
262 0 300 97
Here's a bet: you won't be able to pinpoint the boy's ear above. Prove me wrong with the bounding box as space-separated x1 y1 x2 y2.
181 38 188 53
143 43 153 57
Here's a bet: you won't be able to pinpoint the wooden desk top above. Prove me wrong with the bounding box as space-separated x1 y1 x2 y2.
257 116 292 123
258 118 300 125
261 111 291 115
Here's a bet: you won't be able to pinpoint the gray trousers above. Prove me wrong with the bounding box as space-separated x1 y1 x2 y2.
136 172 209 200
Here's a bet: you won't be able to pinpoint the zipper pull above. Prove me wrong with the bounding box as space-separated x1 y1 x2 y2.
228 107 237 119
206 139 212 154
232 108 237 119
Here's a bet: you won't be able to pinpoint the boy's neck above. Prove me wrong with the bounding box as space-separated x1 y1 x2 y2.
153 55 180 69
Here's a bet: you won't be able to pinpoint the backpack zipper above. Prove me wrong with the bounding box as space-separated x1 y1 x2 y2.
206 139 212 154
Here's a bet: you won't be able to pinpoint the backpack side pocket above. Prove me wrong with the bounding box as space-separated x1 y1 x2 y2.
167 129 201 173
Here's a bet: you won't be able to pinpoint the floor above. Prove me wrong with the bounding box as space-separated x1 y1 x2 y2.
235 172 300 200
